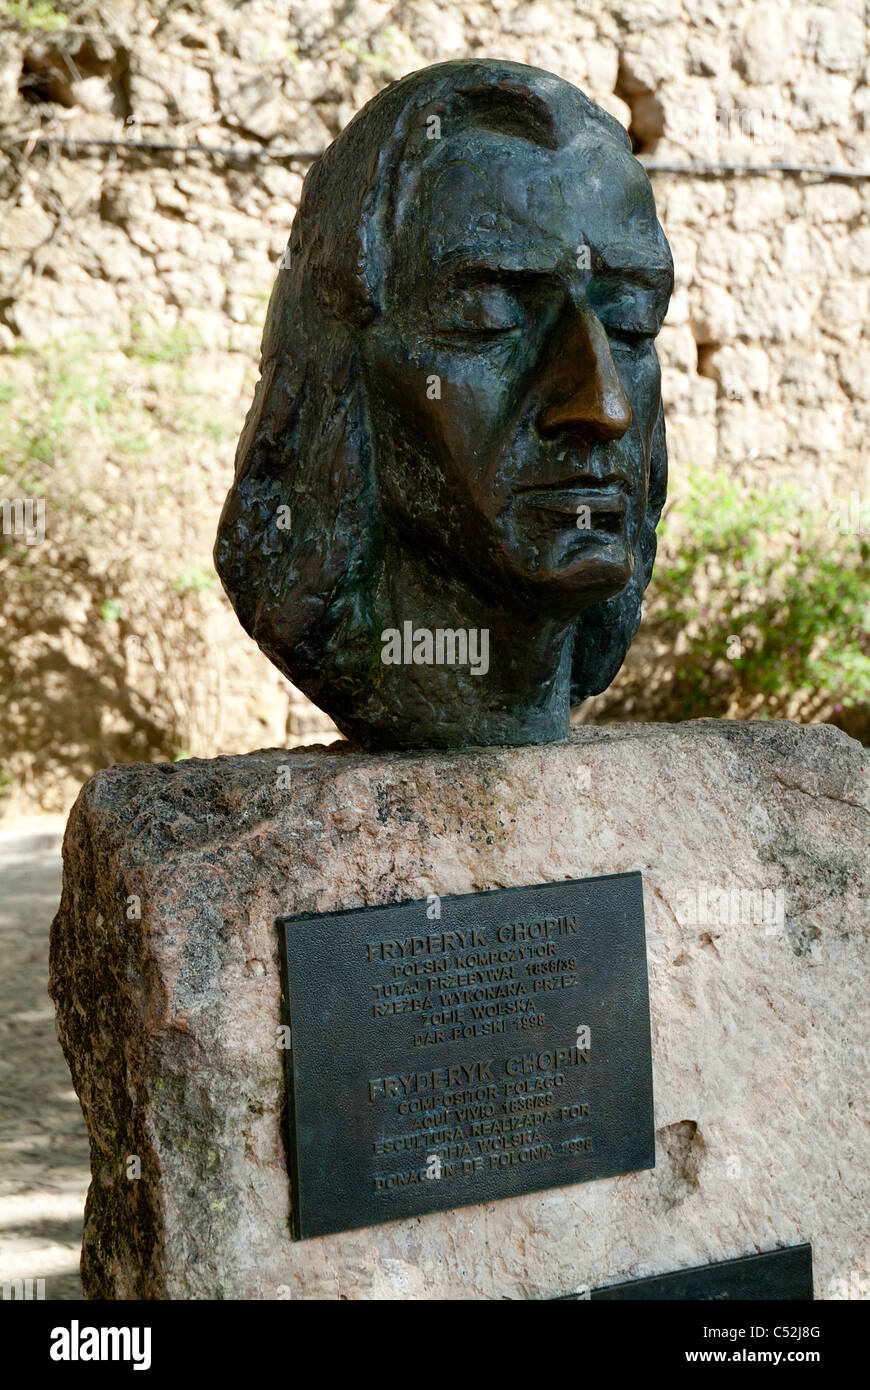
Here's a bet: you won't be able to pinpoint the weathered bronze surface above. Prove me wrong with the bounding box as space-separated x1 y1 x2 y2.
556 1244 814 1301
278 872 652 1239
216 59 673 750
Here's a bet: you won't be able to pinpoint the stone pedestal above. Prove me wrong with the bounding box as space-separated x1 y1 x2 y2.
49 721 869 1300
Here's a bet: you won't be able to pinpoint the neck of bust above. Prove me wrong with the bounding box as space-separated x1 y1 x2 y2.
341 536 576 750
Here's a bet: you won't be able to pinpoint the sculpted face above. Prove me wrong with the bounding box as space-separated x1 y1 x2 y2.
216 62 675 749
361 129 673 617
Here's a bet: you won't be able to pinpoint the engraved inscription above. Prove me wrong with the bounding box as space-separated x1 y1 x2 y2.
279 874 653 1239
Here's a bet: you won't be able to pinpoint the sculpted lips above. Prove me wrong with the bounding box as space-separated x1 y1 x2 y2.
513 474 629 525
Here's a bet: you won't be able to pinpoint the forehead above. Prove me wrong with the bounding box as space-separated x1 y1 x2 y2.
400 130 669 276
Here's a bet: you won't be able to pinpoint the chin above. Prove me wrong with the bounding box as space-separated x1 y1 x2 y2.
505 531 635 598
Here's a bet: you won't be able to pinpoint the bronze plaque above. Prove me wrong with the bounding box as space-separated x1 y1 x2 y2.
556 1245 814 1300
278 872 653 1239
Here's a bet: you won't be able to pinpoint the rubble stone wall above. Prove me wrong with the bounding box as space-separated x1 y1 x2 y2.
1 1 868 811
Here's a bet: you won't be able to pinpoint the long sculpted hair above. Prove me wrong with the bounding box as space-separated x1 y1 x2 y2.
214 60 669 732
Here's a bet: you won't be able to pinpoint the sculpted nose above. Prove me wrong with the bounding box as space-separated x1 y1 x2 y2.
538 300 633 442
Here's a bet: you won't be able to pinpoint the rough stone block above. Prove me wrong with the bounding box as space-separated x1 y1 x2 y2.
49 722 869 1299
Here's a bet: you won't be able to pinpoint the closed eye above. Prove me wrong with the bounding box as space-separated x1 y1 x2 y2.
432 285 523 335
588 277 663 342
435 323 522 342
606 325 656 345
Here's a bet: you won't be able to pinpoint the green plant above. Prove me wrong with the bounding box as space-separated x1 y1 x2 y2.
652 467 870 720
0 318 246 492
0 0 69 32
123 318 202 365
0 337 110 480
173 566 215 594
339 36 404 72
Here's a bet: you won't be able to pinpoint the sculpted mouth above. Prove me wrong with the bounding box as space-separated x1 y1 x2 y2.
515 472 628 493
513 476 629 525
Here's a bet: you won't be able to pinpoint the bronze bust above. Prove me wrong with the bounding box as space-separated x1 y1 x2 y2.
216 60 673 749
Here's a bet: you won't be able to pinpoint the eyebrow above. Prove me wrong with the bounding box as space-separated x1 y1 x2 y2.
432 247 559 279
431 246 673 291
594 263 673 294
594 239 673 290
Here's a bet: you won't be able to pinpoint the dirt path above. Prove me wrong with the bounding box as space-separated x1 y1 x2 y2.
0 816 88 1299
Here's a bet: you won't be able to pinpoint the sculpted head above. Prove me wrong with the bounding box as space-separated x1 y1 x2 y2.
215 60 673 748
